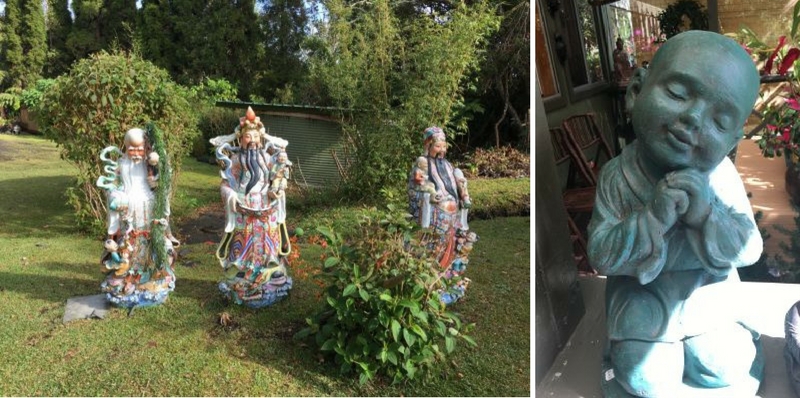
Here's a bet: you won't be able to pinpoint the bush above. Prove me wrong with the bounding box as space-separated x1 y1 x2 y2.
456 146 530 178
36 50 199 233
20 79 56 110
187 78 239 161
193 107 240 160
295 206 475 385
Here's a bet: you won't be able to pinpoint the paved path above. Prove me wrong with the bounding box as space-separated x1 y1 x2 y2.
736 137 796 259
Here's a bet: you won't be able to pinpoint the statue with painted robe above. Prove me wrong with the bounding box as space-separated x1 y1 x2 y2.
587 31 765 397
96 125 179 309
210 107 293 308
407 126 478 305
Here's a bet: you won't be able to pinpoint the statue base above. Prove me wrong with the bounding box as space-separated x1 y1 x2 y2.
102 278 175 309
439 284 466 306
105 289 172 309
219 278 293 309
600 345 764 397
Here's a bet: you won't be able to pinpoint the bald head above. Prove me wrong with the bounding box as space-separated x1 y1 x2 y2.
648 31 760 107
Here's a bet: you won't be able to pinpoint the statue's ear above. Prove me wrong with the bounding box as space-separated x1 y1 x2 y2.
625 68 648 115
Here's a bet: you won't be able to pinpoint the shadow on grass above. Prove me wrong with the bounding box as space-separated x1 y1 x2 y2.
0 267 99 303
0 175 78 237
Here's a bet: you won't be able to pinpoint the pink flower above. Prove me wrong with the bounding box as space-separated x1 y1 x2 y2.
767 124 778 132
787 97 800 111
782 127 792 142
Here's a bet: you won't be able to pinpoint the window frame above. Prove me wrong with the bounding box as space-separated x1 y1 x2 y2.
561 0 611 102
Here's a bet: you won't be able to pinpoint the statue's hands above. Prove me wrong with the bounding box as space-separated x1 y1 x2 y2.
462 196 472 209
666 169 712 229
650 178 689 229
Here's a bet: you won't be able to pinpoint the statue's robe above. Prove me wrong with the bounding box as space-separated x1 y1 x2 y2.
588 141 762 343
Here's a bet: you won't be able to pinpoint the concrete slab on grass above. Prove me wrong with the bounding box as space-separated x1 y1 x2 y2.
63 294 109 324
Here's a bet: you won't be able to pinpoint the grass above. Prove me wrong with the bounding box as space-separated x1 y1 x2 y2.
0 133 530 396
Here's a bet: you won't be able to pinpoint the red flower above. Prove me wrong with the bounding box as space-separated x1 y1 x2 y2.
765 36 787 75
779 48 800 75
787 97 800 111
783 127 792 143
767 124 778 132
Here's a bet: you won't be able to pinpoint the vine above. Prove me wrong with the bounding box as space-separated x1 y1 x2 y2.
657 0 708 39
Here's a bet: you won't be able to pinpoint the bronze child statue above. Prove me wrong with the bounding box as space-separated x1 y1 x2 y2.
588 31 764 397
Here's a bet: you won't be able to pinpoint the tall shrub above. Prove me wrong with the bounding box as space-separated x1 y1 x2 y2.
308 0 499 198
36 50 198 233
296 206 476 385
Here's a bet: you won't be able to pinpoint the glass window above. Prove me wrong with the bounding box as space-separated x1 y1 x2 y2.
607 0 663 69
561 0 605 89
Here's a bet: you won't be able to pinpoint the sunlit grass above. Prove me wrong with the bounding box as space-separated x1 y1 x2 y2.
0 134 530 396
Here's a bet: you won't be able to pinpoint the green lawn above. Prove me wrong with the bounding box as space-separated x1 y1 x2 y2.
0 134 530 396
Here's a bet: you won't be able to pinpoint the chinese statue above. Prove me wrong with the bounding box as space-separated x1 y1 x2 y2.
408 126 478 305
209 107 293 308
96 125 179 308
587 31 764 397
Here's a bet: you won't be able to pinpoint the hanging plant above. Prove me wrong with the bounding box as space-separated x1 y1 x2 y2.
657 0 708 39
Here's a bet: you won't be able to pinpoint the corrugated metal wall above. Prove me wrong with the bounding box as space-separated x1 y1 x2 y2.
260 114 345 188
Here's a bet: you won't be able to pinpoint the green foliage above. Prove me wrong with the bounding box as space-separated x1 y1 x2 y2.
137 0 263 99
188 78 239 159
296 206 476 385
19 78 55 109
44 0 75 77
657 0 708 39
19 0 47 88
259 0 310 102
189 78 238 105
308 0 500 199
0 89 22 114
35 50 198 233
0 0 24 90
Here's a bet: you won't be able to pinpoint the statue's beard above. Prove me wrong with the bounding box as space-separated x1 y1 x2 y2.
241 148 263 194
130 155 143 164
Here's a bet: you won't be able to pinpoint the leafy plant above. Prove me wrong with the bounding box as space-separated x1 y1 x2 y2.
738 3 800 163
19 78 55 110
295 206 476 385
188 78 239 160
35 50 198 233
307 0 499 200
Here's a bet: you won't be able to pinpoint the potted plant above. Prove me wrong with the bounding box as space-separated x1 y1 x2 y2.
737 7 800 204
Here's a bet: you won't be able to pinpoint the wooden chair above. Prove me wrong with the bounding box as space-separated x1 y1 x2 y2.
561 113 616 184
550 127 597 274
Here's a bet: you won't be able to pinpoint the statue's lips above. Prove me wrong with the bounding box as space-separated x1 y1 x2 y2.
666 129 694 150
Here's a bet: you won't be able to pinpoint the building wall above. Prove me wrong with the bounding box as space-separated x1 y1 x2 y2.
718 0 788 45
260 114 346 188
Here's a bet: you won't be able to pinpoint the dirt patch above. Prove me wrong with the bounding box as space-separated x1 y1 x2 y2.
175 203 226 245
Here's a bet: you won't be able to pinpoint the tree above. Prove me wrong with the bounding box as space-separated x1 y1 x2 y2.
138 0 263 100
258 0 309 102
0 0 24 90
307 0 499 197
466 0 529 148
45 0 75 77
68 0 137 61
19 0 47 88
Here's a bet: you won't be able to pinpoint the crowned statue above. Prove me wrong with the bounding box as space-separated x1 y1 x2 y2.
96 125 179 309
209 107 293 308
408 126 478 305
